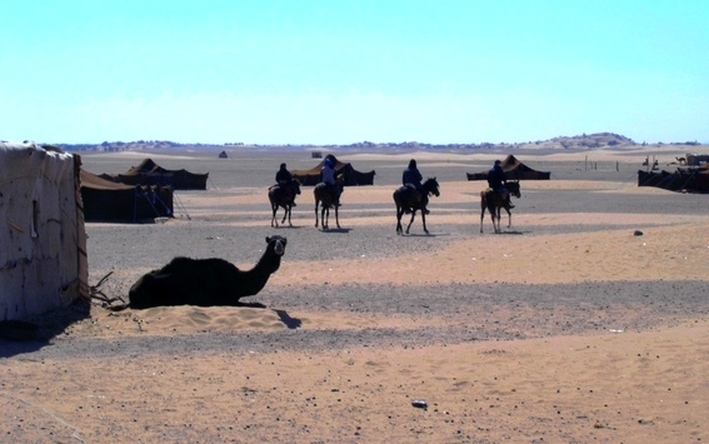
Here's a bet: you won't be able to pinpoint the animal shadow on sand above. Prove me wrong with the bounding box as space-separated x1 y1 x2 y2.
228 299 302 328
319 227 351 234
274 309 302 329
496 230 526 235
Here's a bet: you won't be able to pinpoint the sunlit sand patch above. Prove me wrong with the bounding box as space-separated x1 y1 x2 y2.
271 222 709 286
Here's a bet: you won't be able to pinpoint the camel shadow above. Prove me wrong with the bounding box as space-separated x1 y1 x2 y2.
274 309 302 329
233 303 301 329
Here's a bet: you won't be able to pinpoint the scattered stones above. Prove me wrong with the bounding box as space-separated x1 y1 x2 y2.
411 399 428 409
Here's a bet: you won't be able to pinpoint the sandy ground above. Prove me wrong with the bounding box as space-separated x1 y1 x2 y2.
2 146 709 443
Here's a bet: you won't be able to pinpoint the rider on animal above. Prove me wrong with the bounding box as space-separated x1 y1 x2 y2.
487 160 515 209
320 157 341 206
402 159 429 214
275 163 296 206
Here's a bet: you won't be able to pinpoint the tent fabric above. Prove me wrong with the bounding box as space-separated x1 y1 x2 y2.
466 155 551 181
81 169 174 222
0 142 87 320
638 165 709 193
100 158 209 190
291 154 376 186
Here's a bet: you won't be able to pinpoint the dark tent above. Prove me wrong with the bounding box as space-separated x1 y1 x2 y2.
638 164 709 193
292 154 376 186
100 158 209 190
80 170 174 223
467 155 550 181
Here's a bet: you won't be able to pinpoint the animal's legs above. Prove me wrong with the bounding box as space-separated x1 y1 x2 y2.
314 200 320 228
334 204 340 229
321 206 329 230
281 205 290 227
421 209 429 234
480 193 487 233
396 206 404 234
271 203 279 228
405 211 416 234
504 207 512 228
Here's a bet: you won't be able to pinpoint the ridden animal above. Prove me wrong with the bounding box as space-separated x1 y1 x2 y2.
268 179 301 227
314 176 344 230
393 177 441 235
126 236 287 309
480 181 521 233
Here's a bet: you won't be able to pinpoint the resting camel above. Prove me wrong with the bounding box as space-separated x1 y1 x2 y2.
268 179 301 227
125 236 287 309
393 177 441 235
314 176 344 230
480 181 521 233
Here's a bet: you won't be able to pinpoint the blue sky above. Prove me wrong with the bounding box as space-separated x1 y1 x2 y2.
1 0 707 145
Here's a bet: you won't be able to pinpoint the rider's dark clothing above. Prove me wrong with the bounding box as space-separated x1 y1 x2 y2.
487 164 506 193
276 165 295 203
488 163 514 207
276 167 293 184
402 167 423 188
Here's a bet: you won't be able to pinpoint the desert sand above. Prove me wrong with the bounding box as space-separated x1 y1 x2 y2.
2 145 709 443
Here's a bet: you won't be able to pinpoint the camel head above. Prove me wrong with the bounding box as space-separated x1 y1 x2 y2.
266 235 287 257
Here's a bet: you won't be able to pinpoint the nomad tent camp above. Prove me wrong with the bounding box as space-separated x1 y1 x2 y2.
466 155 551 181
292 154 376 186
80 170 174 222
99 158 208 190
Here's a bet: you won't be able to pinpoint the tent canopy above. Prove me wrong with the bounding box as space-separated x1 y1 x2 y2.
638 164 709 193
81 169 174 222
467 155 550 181
100 158 209 190
292 154 376 186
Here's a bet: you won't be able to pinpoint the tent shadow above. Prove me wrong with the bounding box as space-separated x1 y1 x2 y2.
0 298 91 358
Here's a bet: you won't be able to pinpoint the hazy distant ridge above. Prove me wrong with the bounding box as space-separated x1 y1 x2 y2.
56 132 702 152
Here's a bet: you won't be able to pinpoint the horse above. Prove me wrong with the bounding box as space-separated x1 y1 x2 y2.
268 179 301 227
314 176 344 230
393 177 441 235
480 181 521 233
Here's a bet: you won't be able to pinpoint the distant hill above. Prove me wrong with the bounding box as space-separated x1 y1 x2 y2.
55 132 702 153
